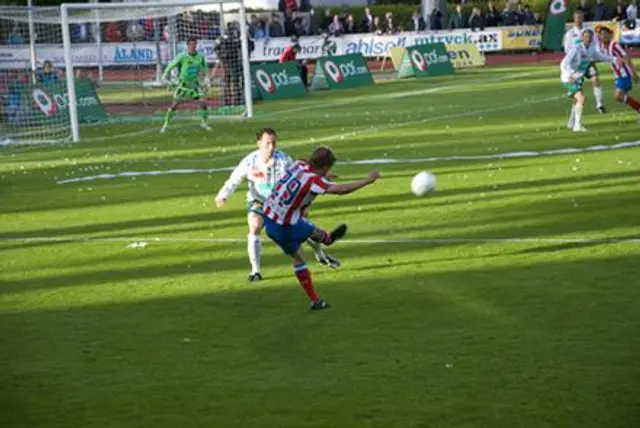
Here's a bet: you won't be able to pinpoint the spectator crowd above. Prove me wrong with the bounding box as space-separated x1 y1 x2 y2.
247 4 545 38
1 0 639 45
576 0 638 21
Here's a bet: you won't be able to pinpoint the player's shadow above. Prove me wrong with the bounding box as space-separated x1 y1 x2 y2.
366 161 555 180
313 168 640 216
317 173 637 223
2 254 638 427
510 235 640 255
0 210 241 240
1 176 219 215
6 184 635 293
343 188 639 243
0 249 287 296
344 231 640 272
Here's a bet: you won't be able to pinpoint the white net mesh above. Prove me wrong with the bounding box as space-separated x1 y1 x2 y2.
1 7 69 143
0 1 250 143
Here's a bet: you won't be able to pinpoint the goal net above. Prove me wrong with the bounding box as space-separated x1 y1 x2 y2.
0 0 252 144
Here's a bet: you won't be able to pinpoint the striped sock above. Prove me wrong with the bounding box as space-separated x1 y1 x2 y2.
626 95 640 112
320 232 333 246
294 263 319 302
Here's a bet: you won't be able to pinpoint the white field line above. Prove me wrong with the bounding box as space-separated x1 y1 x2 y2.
54 94 562 184
1 69 544 151
297 95 562 147
15 93 556 170
2 236 640 245
260 70 543 118
78 71 548 149
56 138 640 184
118 93 562 167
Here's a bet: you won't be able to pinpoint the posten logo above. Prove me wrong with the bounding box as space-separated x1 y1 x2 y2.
32 88 57 116
549 0 568 15
423 49 448 66
410 49 428 71
323 60 344 83
255 69 275 93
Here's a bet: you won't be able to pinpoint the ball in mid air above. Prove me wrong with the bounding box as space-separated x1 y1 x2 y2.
411 171 436 196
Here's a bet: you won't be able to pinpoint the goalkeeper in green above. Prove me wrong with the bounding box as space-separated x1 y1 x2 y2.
161 38 211 133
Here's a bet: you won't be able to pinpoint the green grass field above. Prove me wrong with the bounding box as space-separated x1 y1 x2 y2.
2 64 640 427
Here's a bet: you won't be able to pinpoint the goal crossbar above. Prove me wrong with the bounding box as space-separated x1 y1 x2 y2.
62 0 240 10
60 0 253 142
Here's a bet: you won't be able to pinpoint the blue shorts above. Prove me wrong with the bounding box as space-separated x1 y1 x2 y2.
615 77 632 92
264 216 315 256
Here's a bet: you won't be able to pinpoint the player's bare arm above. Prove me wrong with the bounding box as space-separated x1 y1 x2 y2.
326 172 339 180
214 155 251 208
325 169 380 195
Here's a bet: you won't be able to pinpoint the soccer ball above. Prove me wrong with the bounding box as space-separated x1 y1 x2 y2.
411 171 436 196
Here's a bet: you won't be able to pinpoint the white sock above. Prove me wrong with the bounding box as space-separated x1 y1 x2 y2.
594 86 604 108
306 238 325 259
574 105 584 129
568 105 576 127
248 234 261 274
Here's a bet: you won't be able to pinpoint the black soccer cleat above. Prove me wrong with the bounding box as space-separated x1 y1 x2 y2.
248 272 263 282
310 299 331 311
597 106 607 114
315 252 341 269
328 224 348 245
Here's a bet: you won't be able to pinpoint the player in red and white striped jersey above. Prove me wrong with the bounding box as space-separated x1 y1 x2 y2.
264 160 328 226
597 26 640 115
214 128 340 282
263 146 381 311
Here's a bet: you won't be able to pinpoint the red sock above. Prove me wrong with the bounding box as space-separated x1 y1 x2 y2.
294 264 319 301
626 96 640 112
321 232 333 246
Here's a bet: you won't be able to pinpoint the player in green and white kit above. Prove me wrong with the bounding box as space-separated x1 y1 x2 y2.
561 29 619 132
161 38 210 133
563 11 606 113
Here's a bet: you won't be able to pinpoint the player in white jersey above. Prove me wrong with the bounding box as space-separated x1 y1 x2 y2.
596 25 640 116
563 11 607 113
215 128 339 281
561 29 620 132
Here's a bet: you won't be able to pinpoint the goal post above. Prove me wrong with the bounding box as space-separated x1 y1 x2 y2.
60 9 79 143
61 0 254 143
27 0 38 83
0 0 253 144
237 1 253 121
0 5 75 143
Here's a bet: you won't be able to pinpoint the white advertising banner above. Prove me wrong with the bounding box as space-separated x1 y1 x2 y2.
0 29 503 69
620 21 640 45
0 43 167 69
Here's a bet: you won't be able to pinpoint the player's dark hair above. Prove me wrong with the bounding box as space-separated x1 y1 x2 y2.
597 26 612 34
309 146 336 170
256 127 277 140
187 37 197 44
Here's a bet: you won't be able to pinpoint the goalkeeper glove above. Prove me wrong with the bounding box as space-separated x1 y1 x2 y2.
204 77 211 88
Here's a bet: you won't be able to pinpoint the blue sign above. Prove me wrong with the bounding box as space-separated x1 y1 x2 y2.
113 47 155 63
